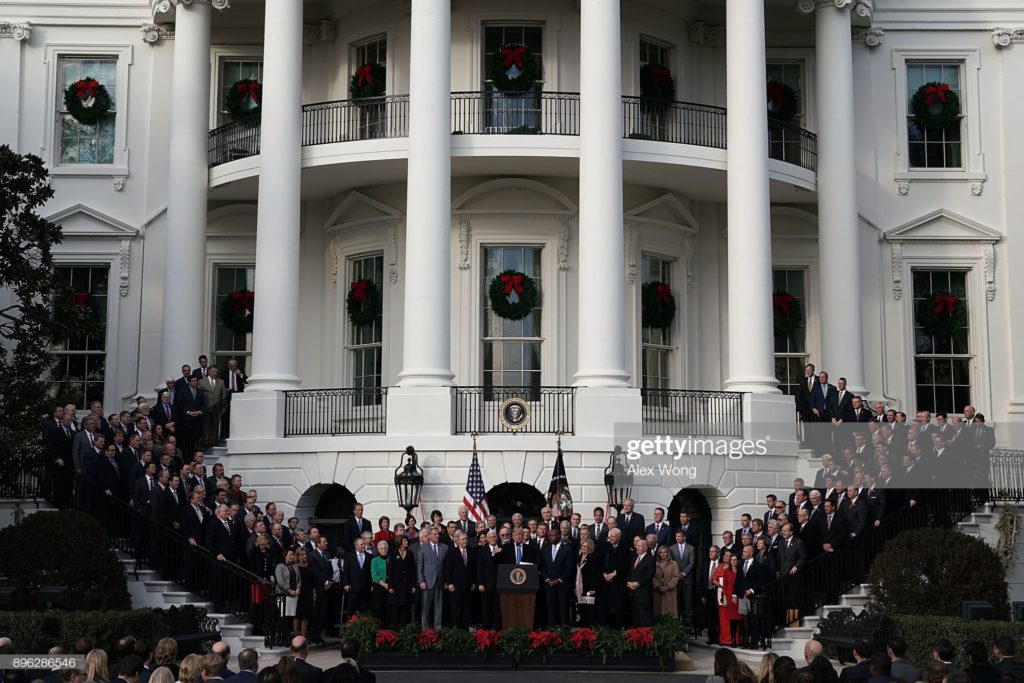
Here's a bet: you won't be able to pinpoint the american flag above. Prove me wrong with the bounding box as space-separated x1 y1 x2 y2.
463 450 490 522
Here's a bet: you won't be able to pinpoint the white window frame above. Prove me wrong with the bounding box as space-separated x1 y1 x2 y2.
339 26 395 99
43 44 132 177
209 263 256 375
766 49 816 131
638 251 678 392
891 49 985 185
345 251 386 392
770 266 812 396
467 12 560 91
210 46 263 129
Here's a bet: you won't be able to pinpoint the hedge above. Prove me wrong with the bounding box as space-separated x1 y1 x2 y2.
0 610 160 654
893 615 1024 670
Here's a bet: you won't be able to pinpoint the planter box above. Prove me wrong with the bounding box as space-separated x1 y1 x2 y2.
363 652 662 671
518 654 663 671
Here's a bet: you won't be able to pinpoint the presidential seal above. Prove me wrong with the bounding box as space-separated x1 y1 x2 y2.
498 397 531 431
509 566 528 586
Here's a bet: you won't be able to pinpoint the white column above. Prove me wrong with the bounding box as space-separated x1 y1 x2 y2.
160 0 212 377
575 0 628 388
397 0 453 387
814 2 867 393
723 0 779 393
246 0 303 390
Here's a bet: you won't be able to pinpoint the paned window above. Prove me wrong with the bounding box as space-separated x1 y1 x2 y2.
213 266 254 376
58 57 117 165
348 253 384 404
772 269 808 396
219 59 264 125
641 255 674 393
482 246 542 395
907 62 963 169
50 266 109 406
913 270 971 414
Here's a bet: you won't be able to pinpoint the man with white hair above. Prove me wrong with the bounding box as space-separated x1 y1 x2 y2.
455 505 477 547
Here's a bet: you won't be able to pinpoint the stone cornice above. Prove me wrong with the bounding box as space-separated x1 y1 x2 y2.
0 20 31 41
993 28 1024 48
853 27 884 47
303 20 336 45
796 0 872 21
156 0 229 14
141 23 174 43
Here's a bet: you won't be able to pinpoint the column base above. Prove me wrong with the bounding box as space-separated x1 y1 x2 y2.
724 375 781 394
396 370 455 387
386 386 454 436
246 374 302 392
574 371 631 388
230 390 285 440
574 386 642 438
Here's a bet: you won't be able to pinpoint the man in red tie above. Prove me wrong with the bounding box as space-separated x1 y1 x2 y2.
443 531 475 627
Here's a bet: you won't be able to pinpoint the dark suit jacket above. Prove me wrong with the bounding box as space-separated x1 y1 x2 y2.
293 659 322 683
499 542 537 566
588 522 610 544
152 402 179 428
831 390 855 422
645 522 673 547
223 672 257 683
618 512 646 545
539 543 575 585
675 523 701 549
476 545 501 590
839 661 871 683
627 551 656 619
224 368 247 394
820 512 848 550
810 382 838 420
205 517 237 561
795 375 817 420
94 456 127 499
777 536 807 574
842 497 870 536
174 386 206 415
322 665 375 683
343 551 372 593
180 504 207 545
444 546 476 592
343 517 373 551
733 559 766 597
796 522 821 557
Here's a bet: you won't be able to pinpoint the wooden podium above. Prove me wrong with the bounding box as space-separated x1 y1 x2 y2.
497 563 538 629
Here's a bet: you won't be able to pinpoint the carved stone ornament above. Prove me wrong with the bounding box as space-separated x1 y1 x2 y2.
303 20 337 45
890 242 903 300
157 0 230 13
993 28 1024 48
457 218 471 270
558 219 570 271
119 239 132 297
853 27 884 47
896 181 910 196
112 176 127 192
971 182 984 196
985 244 996 301
141 23 174 44
0 21 31 41
625 226 639 284
388 224 399 284
796 0 852 14
688 22 725 46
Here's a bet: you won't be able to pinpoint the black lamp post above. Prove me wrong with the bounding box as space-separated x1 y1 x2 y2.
604 445 633 515
394 446 424 518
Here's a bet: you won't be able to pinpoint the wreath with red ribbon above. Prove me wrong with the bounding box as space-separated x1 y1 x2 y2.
488 270 538 321
766 81 799 124
772 291 803 337
916 290 967 338
487 43 542 93
220 290 254 335
641 281 676 330
346 279 383 327
349 63 387 100
64 78 112 125
225 79 263 120
639 63 676 103
910 82 961 130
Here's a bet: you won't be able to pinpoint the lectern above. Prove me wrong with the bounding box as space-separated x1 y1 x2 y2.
497 563 538 629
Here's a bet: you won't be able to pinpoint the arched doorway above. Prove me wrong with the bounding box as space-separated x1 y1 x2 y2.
667 488 713 556
486 483 546 522
311 484 356 549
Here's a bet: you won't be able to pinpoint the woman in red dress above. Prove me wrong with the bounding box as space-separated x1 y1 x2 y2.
712 550 738 646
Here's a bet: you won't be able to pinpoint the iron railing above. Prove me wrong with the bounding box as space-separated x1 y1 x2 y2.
207 92 819 172
455 386 576 435
990 448 1024 502
641 389 744 438
283 387 388 437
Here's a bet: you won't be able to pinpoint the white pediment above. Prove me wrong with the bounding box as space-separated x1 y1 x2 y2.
324 191 403 232
453 178 577 215
885 209 1001 244
625 193 699 233
45 204 139 239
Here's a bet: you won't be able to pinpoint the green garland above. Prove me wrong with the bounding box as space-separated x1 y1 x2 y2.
773 291 802 337
487 43 542 93
219 290 254 335
347 279 382 327
767 81 799 124
910 82 961 130
225 79 262 120
916 290 967 338
641 281 676 330
350 63 387 99
639 63 676 102
488 270 538 321
64 78 112 125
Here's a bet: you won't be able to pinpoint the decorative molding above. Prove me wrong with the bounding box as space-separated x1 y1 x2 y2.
157 0 229 13
329 239 338 286
853 0 873 19
0 21 31 41
684 242 696 286
141 23 174 44
985 243 996 301
890 242 903 300
557 219 570 271
388 225 399 284
688 22 725 47
457 218 472 270
118 239 131 296
112 176 127 192
970 181 985 196
303 20 336 45
625 226 639 284
853 27 884 47
796 0 851 14
992 28 1024 48
896 181 911 196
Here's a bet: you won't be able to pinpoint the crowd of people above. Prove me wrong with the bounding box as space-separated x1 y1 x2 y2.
0 635 372 683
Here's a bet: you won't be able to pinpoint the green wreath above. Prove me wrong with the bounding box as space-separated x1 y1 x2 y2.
350 63 387 99
917 290 967 338
347 279 383 327
641 281 676 329
225 78 262 119
64 78 112 125
910 82 961 130
487 44 542 93
772 291 802 337
488 270 538 321
220 290 254 335
767 81 799 124
639 63 676 101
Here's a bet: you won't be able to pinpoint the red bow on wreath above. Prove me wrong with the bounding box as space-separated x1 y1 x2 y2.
501 273 525 296
355 65 374 87
773 293 795 316
932 294 958 315
500 45 527 70
923 83 950 106
767 82 787 106
656 283 672 305
230 290 255 312
75 79 100 100
350 280 369 302
654 66 672 90
73 292 91 307
236 80 262 104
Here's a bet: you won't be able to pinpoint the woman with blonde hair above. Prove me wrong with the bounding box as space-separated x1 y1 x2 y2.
84 649 109 683
757 652 779 683
277 656 300 683
176 653 203 683
653 545 680 617
149 668 175 683
152 638 179 679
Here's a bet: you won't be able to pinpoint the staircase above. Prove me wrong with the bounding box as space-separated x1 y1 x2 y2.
768 582 872 658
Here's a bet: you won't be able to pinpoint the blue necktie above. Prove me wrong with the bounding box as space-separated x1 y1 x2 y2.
516 545 522 565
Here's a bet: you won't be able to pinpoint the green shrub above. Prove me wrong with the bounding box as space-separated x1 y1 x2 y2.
893 615 1024 670
868 528 1008 619
0 610 158 653
0 511 130 610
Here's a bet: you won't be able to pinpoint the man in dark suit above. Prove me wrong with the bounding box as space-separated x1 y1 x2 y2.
192 355 211 380
618 499 646 546
819 499 848 554
794 363 818 425
222 358 247 438
698 545 722 645
206 504 238 607
849 396 873 426
175 375 206 458
810 371 838 422
94 440 127 505
778 523 808 625
645 508 672 548
180 489 208 587
814 454 843 491
343 503 373 552
830 378 855 424
600 529 632 628
733 545 767 647
443 531 476 627
476 530 502 628
627 538 656 627
309 537 333 645
841 487 869 539
539 528 575 627
288 637 322 683
839 639 873 683
675 511 701 550
327 641 376 683
174 365 193 393
500 527 537 565
795 508 821 557
589 507 609 544
669 530 697 626
342 538 372 615
222 649 258 683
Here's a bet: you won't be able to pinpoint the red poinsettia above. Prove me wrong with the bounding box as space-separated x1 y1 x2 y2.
417 628 439 648
527 630 562 650
375 630 398 649
474 629 501 652
73 292 91 307
624 627 655 648
569 627 597 651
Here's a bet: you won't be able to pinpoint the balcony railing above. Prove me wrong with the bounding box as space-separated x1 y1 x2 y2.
641 388 744 438
208 92 818 172
990 449 1024 502
455 386 576 435
283 388 387 437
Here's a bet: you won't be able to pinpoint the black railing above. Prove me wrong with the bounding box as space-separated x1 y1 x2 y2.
641 389 744 438
622 97 727 149
451 90 580 135
768 121 818 172
990 448 1024 502
455 386 576 435
283 388 388 437
208 116 262 167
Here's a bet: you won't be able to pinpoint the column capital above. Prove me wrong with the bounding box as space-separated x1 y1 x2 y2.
0 20 31 41
156 0 229 14
141 23 175 44
797 0 871 17
853 27 884 47
303 20 336 45
993 28 1024 48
